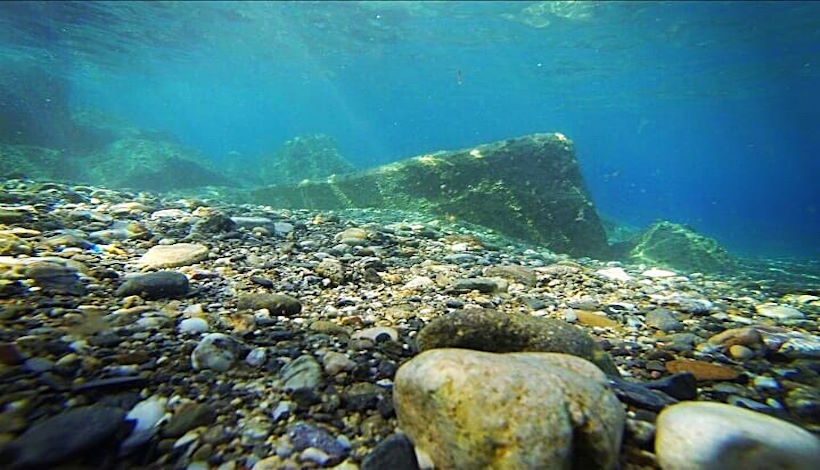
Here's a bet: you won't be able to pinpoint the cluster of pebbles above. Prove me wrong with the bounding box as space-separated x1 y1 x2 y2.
0 178 818 469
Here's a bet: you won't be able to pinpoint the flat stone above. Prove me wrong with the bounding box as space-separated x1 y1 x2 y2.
5 406 127 468
575 310 619 328
115 271 189 299
595 267 631 282
646 308 683 332
451 277 508 293
394 349 624 469
484 265 537 287
707 327 763 348
642 268 676 278
416 308 620 376
139 243 209 268
25 261 86 296
237 293 302 316
609 378 678 412
756 304 805 320
666 359 740 381
656 401 820 470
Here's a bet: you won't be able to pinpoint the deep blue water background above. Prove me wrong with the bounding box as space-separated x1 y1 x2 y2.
1 1 818 258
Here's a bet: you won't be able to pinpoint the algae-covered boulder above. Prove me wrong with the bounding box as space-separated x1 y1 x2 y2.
0 143 77 181
416 308 620 376
628 221 736 273
261 134 355 185
394 349 625 470
252 133 609 257
84 137 234 191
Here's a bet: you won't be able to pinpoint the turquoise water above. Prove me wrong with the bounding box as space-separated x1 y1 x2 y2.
1 1 818 258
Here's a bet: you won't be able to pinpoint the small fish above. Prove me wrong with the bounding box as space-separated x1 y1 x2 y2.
456 69 463 86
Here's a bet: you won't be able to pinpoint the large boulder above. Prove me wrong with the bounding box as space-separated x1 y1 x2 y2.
626 221 736 273
416 308 620 377
251 133 609 257
394 349 625 470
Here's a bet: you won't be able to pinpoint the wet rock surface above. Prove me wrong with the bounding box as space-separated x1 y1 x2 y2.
395 349 624 469
0 178 817 469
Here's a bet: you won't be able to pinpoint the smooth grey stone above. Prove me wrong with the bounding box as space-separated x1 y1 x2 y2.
116 271 189 299
280 354 322 391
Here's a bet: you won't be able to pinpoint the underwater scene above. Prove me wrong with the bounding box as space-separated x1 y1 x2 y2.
0 1 818 469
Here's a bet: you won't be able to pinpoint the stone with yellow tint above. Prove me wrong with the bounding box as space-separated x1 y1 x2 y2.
394 349 624 470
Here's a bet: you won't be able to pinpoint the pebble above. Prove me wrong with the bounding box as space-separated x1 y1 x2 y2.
352 326 399 343
323 351 356 375
237 293 302 316
121 396 168 452
595 267 632 282
191 333 244 372
451 277 508 293
394 349 624 469
280 354 322 391
179 317 209 335
729 344 755 360
139 243 209 268
286 422 349 466
656 402 820 470
645 308 683 332
756 303 805 320
642 268 676 278
25 261 86 295
162 402 216 438
116 271 189 299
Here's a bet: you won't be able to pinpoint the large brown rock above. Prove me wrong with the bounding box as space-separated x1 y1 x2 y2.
251 133 609 257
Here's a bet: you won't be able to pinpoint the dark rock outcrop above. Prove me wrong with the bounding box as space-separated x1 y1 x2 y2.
252 133 609 257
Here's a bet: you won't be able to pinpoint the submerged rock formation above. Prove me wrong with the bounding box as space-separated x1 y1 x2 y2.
626 221 736 273
261 134 356 185
251 133 609 257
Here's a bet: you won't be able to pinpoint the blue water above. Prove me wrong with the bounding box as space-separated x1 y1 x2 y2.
1 1 818 258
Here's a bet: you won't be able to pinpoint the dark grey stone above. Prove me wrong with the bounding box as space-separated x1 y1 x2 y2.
4 406 128 468
115 271 189 299
645 372 697 400
609 379 678 412
286 422 348 465
362 433 420 470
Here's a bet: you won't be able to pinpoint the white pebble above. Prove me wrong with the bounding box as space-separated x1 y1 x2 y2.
179 317 209 335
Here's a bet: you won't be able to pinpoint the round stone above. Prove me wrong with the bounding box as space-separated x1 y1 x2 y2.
656 401 820 470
